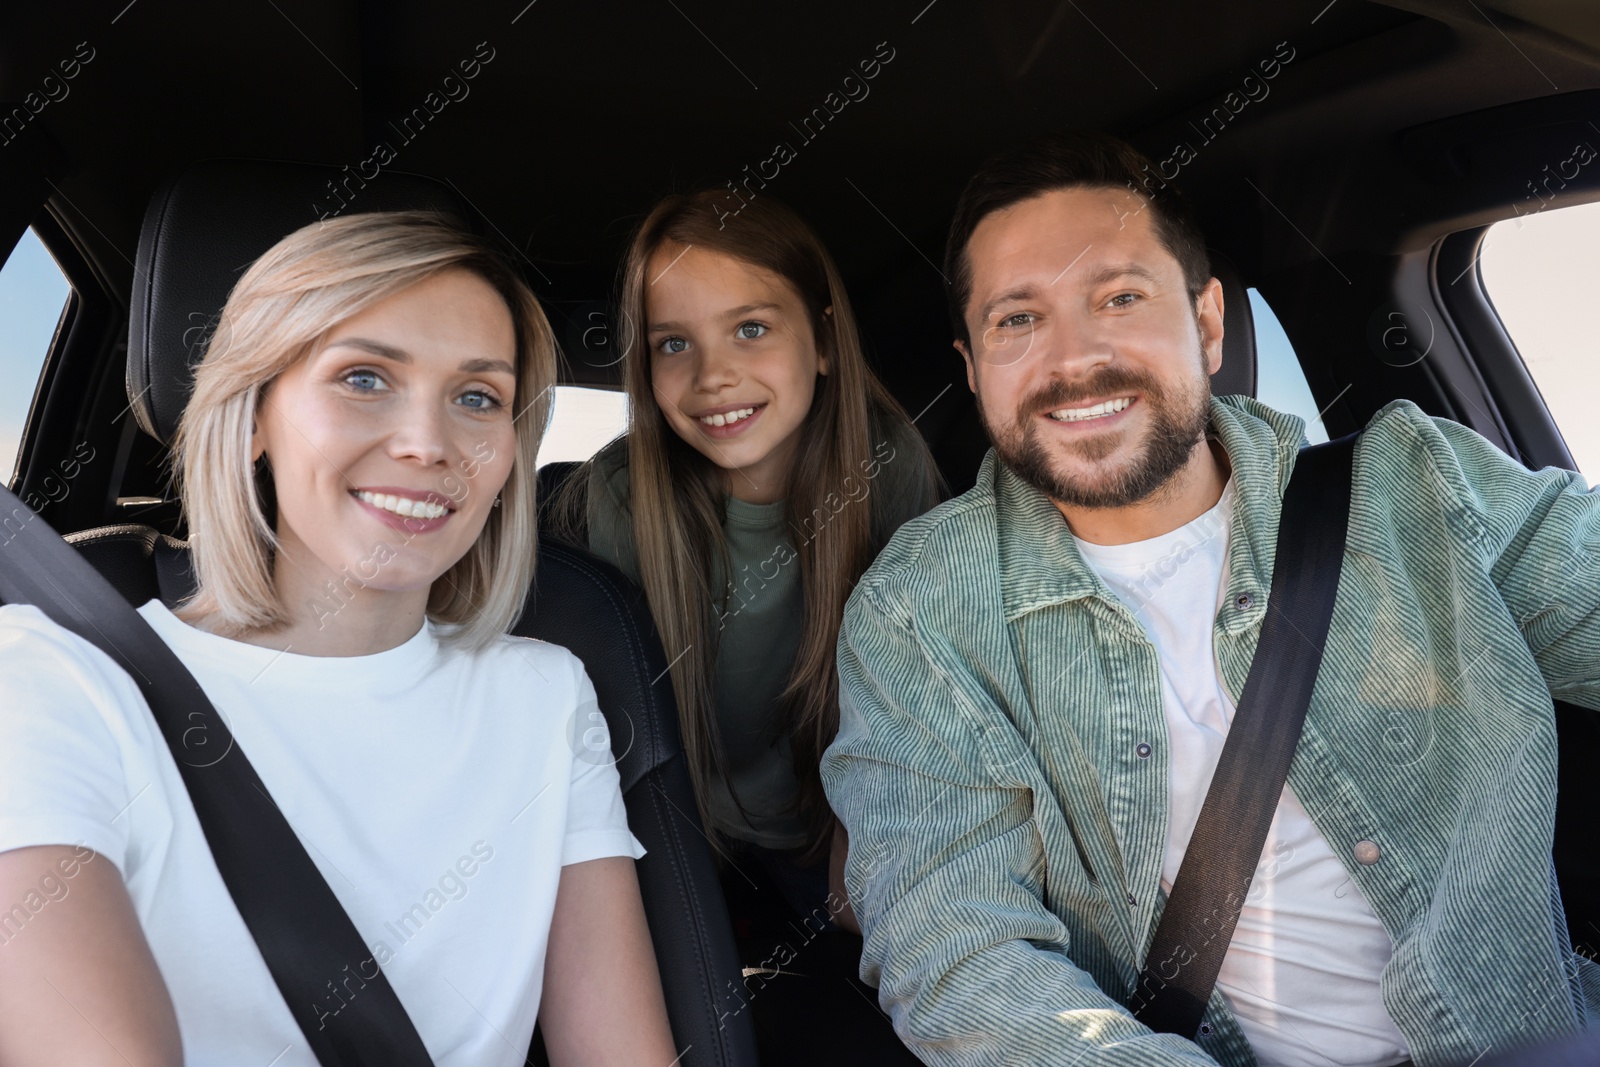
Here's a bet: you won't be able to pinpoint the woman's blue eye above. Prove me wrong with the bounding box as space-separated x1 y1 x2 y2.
736 322 768 340
659 336 688 355
458 390 501 411
344 369 385 391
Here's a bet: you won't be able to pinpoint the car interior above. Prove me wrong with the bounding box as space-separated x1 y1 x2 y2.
3 1 1600 1064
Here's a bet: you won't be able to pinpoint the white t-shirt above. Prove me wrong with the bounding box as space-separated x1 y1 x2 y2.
1075 481 1411 1067
0 599 645 1067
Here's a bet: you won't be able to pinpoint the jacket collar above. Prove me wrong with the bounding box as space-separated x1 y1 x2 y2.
988 395 1310 625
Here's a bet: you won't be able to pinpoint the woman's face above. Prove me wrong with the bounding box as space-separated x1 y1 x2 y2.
251 268 519 609
644 243 828 504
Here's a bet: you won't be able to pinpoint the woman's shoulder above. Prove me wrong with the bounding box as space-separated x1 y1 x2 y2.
0 602 142 699
464 630 592 696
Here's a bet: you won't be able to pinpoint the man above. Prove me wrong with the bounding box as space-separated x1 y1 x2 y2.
820 131 1599 1066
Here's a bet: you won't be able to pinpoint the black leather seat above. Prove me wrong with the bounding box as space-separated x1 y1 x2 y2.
66 160 757 1067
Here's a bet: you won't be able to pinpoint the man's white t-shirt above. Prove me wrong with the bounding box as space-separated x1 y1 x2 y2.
1074 480 1411 1067
0 599 645 1067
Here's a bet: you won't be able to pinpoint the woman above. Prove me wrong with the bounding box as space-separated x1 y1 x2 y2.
551 191 942 1062
0 212 675 1066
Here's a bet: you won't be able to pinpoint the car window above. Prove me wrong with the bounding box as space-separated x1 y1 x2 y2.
1249 287 1328 445
1479 202 1600 474
536 385 629 468
0 227 71 485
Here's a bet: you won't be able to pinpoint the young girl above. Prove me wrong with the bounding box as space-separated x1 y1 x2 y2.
554 191 942 1060
0 213 676 1066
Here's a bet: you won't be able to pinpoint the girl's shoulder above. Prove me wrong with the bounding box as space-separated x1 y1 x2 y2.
578 436 645 583
866 405 945 531
587 435 631 503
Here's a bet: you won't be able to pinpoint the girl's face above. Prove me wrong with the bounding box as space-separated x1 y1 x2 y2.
645 243 829 504
251 268 519 611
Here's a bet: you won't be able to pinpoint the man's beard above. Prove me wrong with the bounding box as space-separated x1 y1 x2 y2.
979 355 1212 509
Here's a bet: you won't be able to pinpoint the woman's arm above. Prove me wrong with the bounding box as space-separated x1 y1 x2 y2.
0 845 181 1067
539 856 677 1067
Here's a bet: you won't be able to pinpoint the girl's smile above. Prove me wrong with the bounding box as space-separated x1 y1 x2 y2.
645 243 828 504
692 401 767 437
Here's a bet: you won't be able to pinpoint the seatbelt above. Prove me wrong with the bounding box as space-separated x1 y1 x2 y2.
0 486 436 1067
1130 431 1358 1039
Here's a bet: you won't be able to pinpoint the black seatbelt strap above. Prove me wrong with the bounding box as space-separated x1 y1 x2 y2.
1130 431 1359 1039
0 486 435 1067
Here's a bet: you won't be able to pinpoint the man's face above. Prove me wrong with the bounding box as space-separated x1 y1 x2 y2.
955 186 1225 509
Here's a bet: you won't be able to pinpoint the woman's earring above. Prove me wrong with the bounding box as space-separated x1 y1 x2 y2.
492 494 502 508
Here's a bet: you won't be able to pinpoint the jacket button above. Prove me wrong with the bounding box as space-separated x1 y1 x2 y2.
1353 839 1381 865
1135 742 1152 759
1235 592 1254 610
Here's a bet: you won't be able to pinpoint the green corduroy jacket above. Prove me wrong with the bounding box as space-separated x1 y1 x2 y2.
822 395 1600 1066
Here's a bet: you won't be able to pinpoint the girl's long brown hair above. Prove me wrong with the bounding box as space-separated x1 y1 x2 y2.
556 191 938 859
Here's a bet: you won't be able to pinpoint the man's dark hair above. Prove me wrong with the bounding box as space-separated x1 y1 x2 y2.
943 130 1211 344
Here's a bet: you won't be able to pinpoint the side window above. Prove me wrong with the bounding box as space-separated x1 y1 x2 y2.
0 227 71 484
1480 202 1600 473
1248 288 1328 445
536 385 629 467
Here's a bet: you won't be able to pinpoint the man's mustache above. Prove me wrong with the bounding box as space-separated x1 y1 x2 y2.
1017 366 1161 420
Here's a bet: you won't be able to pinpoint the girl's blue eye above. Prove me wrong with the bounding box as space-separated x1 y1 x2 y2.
736 322 768 340
659 336 688 355
344 369 385 391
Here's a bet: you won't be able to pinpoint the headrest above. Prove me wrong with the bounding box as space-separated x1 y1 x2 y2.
1208 250 1257 399
127 160 471 445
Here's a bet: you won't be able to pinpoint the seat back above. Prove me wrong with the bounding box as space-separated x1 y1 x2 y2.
71 159 756 1067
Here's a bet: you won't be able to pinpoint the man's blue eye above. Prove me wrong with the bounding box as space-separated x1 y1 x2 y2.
736 322 768 340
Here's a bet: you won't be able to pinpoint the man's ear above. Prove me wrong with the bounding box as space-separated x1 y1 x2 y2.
1195 277 1226 377
954 338 977 394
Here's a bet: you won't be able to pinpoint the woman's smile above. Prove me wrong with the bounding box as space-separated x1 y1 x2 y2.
351 487 457 533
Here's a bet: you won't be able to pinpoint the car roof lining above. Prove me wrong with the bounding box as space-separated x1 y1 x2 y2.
4 1 1600 384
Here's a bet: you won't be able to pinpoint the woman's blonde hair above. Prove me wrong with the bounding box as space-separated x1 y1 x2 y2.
555 192 939 859
171 211 556 650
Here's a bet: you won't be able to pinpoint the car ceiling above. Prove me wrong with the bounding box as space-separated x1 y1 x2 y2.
5 0 1600 364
